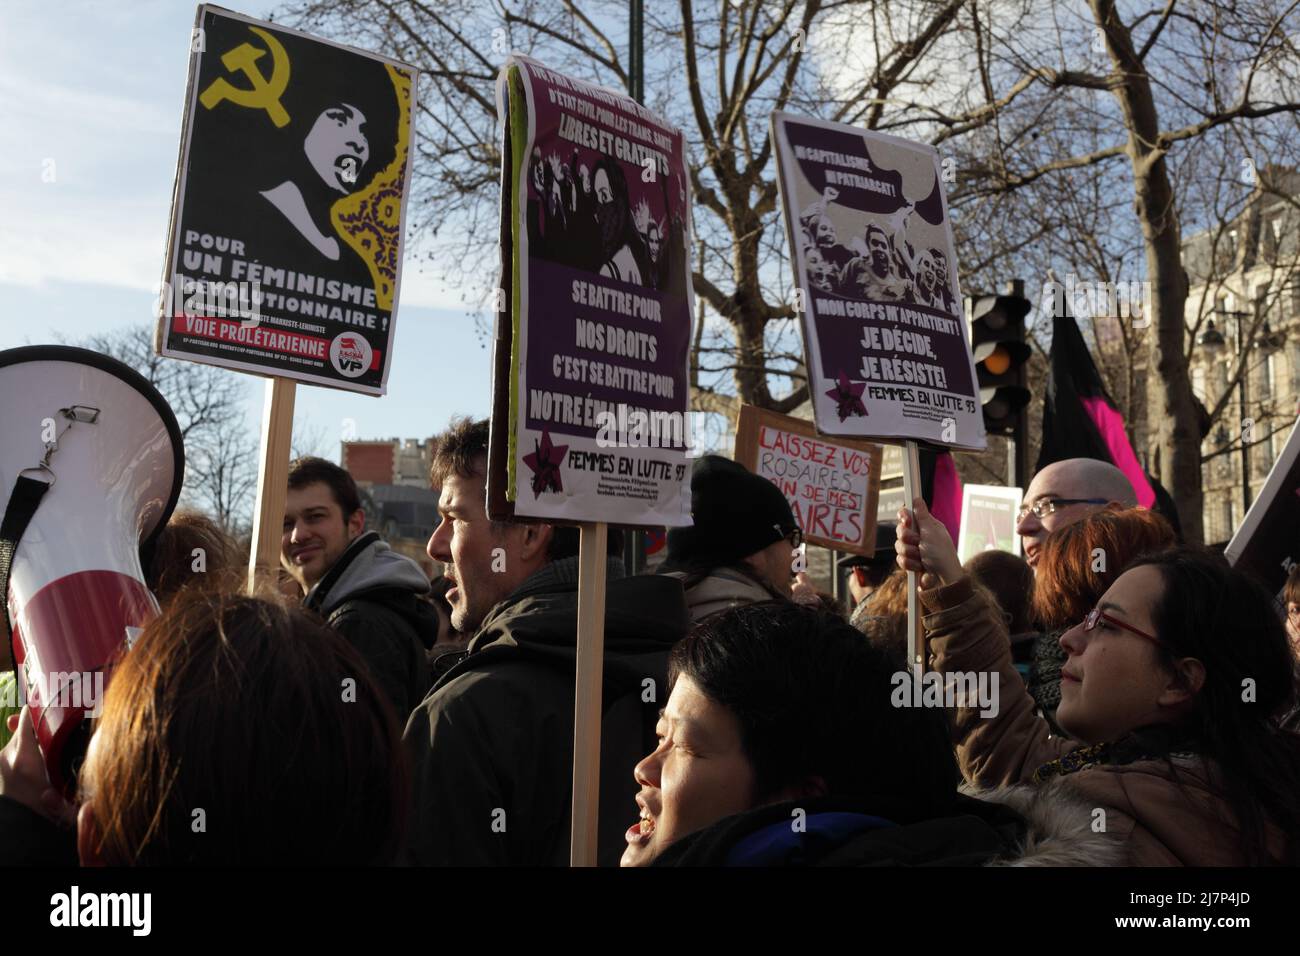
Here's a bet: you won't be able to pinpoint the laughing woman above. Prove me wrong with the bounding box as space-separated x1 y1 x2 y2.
896 499 1300 865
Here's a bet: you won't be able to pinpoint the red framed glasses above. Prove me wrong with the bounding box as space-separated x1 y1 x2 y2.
1083 607 1159 644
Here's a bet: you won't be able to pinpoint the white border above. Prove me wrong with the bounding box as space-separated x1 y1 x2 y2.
957 483 1024 562
770 110 986 451
157 4 419 396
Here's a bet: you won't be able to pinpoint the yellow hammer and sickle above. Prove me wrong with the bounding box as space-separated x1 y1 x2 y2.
198 26 292 128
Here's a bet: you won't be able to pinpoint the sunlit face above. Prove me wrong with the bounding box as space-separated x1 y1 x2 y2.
744 537 796 597
1016 461 1108 569
426 468 534 634
621 675 757 866
281 482 364 590
304 103 370 194
1055 566 1177 743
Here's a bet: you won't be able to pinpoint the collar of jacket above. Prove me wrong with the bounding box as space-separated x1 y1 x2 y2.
496 554 626 605
650 793 1027 867
430 559 685 694
303 531 431 615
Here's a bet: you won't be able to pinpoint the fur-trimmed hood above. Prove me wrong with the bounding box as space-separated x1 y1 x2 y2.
970 781 1127 867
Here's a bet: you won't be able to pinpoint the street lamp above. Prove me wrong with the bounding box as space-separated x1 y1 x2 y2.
1196 305 1254 512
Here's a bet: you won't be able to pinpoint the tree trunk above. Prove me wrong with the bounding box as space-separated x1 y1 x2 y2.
1093 0 1204 542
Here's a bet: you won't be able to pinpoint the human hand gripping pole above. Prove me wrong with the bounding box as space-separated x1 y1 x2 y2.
894 498 964 590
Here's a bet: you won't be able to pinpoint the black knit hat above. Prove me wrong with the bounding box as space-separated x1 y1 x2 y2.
666 455 798 568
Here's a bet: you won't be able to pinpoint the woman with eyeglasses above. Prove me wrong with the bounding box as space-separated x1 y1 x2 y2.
897 498 1300 865
1025 507 1177 734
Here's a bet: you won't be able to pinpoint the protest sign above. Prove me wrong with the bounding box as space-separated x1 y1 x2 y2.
957 484 1023 563
157 6 417 394
1226 416 1300 613
489 55 693 526
734 405 882 555
770 112 986 451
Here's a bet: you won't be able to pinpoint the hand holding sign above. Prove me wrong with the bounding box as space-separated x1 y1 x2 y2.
895 498 963 590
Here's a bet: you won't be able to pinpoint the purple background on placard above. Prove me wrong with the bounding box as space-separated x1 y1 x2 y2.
524 260 689 435
521 62 691 438
783 117 974 398
813 305 975 395
524 60 686 253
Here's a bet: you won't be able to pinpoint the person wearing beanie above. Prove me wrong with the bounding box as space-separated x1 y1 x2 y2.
659 455 802 622
844 522 900 631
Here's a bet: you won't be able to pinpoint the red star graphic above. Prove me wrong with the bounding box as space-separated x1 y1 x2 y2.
522 430 569 496
826 370 868 421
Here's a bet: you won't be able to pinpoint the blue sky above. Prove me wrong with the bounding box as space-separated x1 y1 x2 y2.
0 0 492 456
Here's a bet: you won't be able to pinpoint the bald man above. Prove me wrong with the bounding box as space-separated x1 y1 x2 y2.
1015 458 1137 570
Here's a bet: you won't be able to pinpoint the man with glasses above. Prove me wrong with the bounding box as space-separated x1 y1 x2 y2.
1012 458 1137 736
1015 458 1137 571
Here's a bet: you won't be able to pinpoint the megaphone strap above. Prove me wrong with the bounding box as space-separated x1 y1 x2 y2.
0 474 53 670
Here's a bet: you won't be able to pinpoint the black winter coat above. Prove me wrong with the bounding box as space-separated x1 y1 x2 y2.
304 532 437 723
402 558 688 866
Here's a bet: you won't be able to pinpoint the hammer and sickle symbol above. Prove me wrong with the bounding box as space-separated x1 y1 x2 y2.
198 26 292 128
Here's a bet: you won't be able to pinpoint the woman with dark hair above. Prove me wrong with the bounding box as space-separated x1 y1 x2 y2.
590 156 647 285
255 62 399 268
74 591 406 865
897 499 1300 865
1027 507 1176 733
188 41 400 286
620 602 1110 867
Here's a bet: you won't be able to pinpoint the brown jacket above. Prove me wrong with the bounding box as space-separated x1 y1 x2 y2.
920 576 1287 866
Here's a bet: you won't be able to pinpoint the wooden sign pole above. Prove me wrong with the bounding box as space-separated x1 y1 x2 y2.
569 520 608 866
901 440 925 670
246 376 297 595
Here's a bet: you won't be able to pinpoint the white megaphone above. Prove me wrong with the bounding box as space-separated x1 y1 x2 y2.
0 345 183 794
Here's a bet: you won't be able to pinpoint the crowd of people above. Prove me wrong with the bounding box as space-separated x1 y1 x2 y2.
526 146 685 296
1 417 1298 867
797 188 958 313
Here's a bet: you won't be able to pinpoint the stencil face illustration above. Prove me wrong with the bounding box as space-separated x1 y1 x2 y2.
305 103 370 193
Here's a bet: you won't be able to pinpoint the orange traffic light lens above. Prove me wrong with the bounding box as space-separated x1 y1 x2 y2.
983 345 1011 375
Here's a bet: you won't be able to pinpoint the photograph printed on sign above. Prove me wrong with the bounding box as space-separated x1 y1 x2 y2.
159 6 416 393
772 112 986 450
500 57 693 525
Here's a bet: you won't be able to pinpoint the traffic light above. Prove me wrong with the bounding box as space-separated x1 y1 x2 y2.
966 282 1031 436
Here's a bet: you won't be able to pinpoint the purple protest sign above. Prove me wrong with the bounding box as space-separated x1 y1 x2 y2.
771 112 986 450
492 56 693 525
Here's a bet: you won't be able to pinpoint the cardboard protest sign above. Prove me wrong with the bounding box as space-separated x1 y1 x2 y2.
957 484 1023 563
770 112 986 450
734 405 883 555
157 6 417 394
489 56 693 525
1226 416 1300 613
